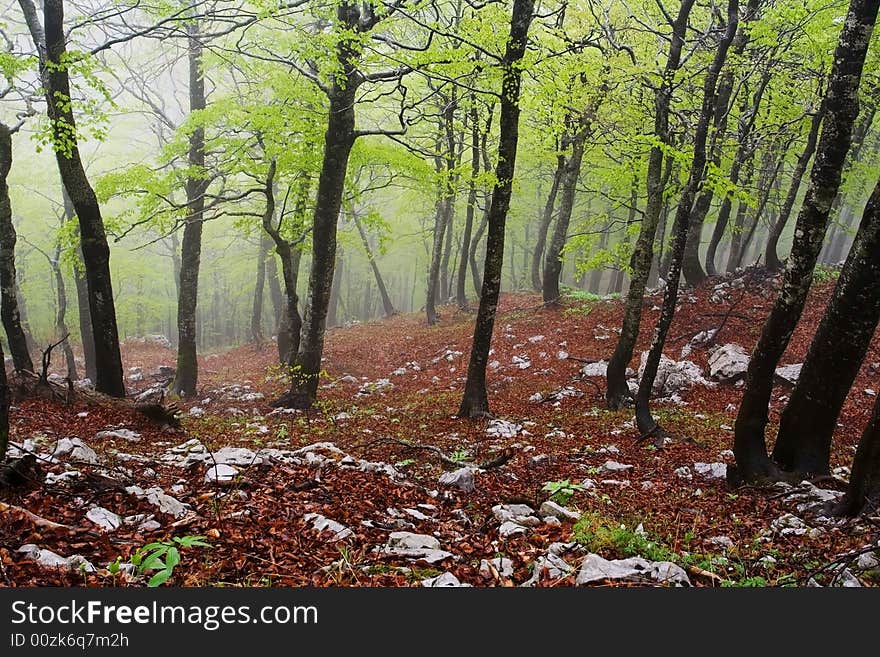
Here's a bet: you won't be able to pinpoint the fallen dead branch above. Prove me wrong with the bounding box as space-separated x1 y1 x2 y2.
0 501 73 531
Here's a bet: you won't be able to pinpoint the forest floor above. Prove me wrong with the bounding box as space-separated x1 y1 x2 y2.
2 269 879 587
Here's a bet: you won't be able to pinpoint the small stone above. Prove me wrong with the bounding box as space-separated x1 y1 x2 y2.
539 501 580 522
53 438 98 464
205 464 239 484
422 572 469 587
402 508 431 521
707 536 734 549
499 521 528 538
674 467 692 481
832 569 862 587
439 468 475 493
480 557 514 578
388 532 440 551
304 513 353 541
85 507 122 532
95 428 141 443
189 406 205 418
641 481 654 490
855 552 879 571
600 460 633 473
693 462 727 480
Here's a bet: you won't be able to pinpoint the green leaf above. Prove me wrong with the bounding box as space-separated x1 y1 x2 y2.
147 569 173 587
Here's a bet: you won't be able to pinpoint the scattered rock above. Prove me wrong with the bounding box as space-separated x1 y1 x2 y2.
638 352 713 395
205 464 239 484
189 406 205 418
707 344 749 381
831 568 862 587
673 467 692 481
18 544 96 572
693 462 727 480
480 557 514 579
126 485 191 518
381 532 452 563
85 507 122 532
486 419 522 438
576 554 690 587
422 572 470 587
52 438 99 464
600 460 633 474
439 467 475 493
95 428 141 443
358 378 394 395
522 553 574 586
212 446 269 467
45 470 82 485
580 360 608 377
492 504 541 527
402 508 431 521
499 521 528 538
707 536 734 549
774 363 802 385
304 513 353 541
539 501 580 522
855 552 879 571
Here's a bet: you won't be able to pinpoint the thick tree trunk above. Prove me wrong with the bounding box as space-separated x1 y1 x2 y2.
532 154 565 291
771 178 880 476
765 108 824 270
26 0 124 396
837 392 880 516
354 212 395 317
0 124 34 373
457 103 481 309
171 23 207 398
0 338 8 462
605 0 695 410
635 0 739 440
458 0 534 418
733 0 879 483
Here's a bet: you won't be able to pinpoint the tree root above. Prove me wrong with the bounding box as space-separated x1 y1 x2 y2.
0 501 73 531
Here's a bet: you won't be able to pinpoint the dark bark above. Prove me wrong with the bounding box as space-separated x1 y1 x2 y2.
765 107 824 270
532 153 564 291
68 200 96 382
605 0 695 410
682 0 764 286
469 109 494 296
353 212 395 317
635 0 739 440
456 102 481 309
327 250 343 327
0 338 8 462
24 0 124 396
589 220 611 293
426 101 458 324
171 22 207 398
733 0 879 483
0 124 34 373
772 178 880 477
458 0 534 418
838 391 880 516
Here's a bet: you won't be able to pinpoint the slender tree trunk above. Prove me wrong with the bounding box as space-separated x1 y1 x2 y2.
765 107 824 270
532 153 565 291
0 124 34 373
427 102 458 324
23 0 124 396
733 0 879 483
635 0 739 441
771 178 880 476
458 0 534 418
605 0 696 410
0 338 8 462
171 22 207 398
50 239 76 380
543 141 584 304
457 102 481 309
589 221 611 293
251 234 268 345
354 212 395 317
264 232 283 327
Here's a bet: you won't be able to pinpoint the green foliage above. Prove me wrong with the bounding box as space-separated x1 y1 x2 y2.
131 535 211 587
813 264 841 283
573 512 672 562
541 479 584 506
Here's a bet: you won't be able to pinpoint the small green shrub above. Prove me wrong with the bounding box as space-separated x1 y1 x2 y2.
542 479 585 506
131 535 212 587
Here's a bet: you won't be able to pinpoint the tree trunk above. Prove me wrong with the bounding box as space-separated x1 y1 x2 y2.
353 212 395 317
251 233 268 345
532 153 565 291
605 0 696 410
264 232 283 328
0 124 34 373
635 0 739 441
589 221 611 293
837 391 880 516
427 102 458 324
682 0 764 287
171 22 207 398
0 338 8 462
771 177 880 477
733 0 879 483
457 102 481 309
765 107 824 270
458 0 534 418
50 239 77 380
24 0 124 396
543 140 584 305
